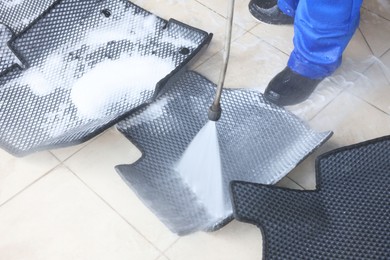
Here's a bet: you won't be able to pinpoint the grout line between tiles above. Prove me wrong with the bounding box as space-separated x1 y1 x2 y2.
161 236 181 256
194 0 262 35
61 133 108 164
48 137 100 162
154 253 172 260
301 89 344 122
246 23 260 33
380 48 390 59
349 91 390 116
305 55 381 122
0 162 62 208
286 176 307 190
192 49 222 70
192 29 255 70
49 146 85 163
361 6 390 22
248 30 291 56
50 151 65 162
358 27 375 56
306 90 342 121
64 165 165 255
194 0 226 19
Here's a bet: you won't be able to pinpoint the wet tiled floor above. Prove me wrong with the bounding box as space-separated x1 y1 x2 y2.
0 1 389 259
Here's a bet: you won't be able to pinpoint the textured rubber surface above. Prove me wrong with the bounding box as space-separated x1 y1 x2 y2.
231 136 390 259
0 0 57 34
1 0 57 75
0 24 21 75
116 70 331 235
0 0 211 156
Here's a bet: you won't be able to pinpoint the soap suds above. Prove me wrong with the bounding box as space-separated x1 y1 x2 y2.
5 8 195 102
3 0 24 7
130 97 171 127
85 14 159 46
161 34 199 49
19 68 52 96
2 4 198 139
11 52 76 96
71 55 175 119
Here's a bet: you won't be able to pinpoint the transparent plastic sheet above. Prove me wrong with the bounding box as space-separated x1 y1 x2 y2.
0 0 211 156
116 70 332 235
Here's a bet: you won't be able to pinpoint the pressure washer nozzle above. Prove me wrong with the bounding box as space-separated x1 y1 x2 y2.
208 103 222 121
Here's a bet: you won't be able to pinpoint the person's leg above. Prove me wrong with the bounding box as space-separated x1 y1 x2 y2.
290 0 363 79
248 0 297 25
277 0 299 17
265 0 363 106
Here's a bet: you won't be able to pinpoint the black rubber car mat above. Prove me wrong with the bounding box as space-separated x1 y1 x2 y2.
0 23 23 75
231 136 390 259
0 0 58 35
0 0 212 156
0 0 58 75
115 70 332 235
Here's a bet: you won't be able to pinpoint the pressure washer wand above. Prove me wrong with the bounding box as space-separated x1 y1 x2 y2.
208 0 235 121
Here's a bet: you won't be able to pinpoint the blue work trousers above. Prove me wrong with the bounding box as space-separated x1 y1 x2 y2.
277 0 363 79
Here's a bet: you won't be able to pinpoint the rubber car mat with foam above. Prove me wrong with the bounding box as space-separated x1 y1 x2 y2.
115 70 332 235
231 136 390 259
0 0 212 156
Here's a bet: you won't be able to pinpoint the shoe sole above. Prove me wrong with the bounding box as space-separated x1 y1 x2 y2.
248 4 294 25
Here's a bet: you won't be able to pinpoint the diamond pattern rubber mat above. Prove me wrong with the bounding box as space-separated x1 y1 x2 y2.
115 70 332 235
0 0 211 156
0 0 57 35
231 136 390 259
0 24 21 76
1 0 58 75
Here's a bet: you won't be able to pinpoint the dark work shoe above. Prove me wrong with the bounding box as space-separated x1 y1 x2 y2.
264 67 323 106
249 0 294 25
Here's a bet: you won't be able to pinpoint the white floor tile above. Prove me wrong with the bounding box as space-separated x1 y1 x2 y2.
276 177 304 190
287 76 349 122
165 221 262 260
250 23 294 55
289 91 390 189
349 61 390 114
309 92 390 144
195 0 259 31
0 151 59 205
380 49 390 81
195 32 288 91
50 139 94 162
155 255 170 260
64 128 179 251
363 0 390 21
359 9 390 57
286 144 334 190
0 166 160 260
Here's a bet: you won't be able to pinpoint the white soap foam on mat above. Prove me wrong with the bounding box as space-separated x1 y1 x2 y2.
71 55 175 120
